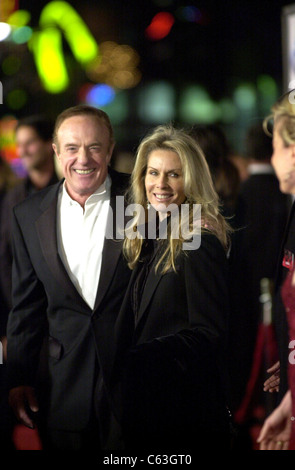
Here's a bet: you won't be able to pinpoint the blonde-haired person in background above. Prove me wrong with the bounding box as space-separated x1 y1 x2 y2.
258 90 295 450
114 124 233 451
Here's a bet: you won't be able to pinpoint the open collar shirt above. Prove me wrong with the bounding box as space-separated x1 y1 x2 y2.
57 175 111 309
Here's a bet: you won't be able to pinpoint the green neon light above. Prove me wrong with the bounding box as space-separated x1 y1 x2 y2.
16 1 99 94
39 1 98 64
12 26 33 44
7 10 31 27
29 28 69 93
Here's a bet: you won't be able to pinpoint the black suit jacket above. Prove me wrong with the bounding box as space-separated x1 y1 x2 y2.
6 169 131 434
0 173 59 330
104 233 231 450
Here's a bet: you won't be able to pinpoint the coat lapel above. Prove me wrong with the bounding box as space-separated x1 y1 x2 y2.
135 266 162 327
92 190 127 313
35 182 91 312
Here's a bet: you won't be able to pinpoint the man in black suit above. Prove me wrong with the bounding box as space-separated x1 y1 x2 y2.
6 105 131 450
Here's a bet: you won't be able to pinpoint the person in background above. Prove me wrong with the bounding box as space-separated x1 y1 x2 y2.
189 123 245 434
229 152 249 183
0 115 59 317
189 123 240 220
6 105 131 450
106 124 233 450
111 143 135 174
235 121 291 402
0 117 60 450
0 154 18 204
0 154 18 449
257 90 295 450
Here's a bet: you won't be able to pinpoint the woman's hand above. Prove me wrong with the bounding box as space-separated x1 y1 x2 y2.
263 361 280 393
257 390 292 450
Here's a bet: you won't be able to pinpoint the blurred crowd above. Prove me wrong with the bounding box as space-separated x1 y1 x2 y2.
0 105 294 451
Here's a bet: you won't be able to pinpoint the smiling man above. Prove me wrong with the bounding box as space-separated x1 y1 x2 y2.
6 105 131 450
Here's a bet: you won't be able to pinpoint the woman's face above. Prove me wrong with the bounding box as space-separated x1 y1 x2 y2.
145 149 186 212
272 127 295 194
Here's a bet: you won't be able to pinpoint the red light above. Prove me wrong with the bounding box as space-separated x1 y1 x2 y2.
145 12 175 40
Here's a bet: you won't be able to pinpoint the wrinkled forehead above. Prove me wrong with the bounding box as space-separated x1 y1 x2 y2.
56 115 112 146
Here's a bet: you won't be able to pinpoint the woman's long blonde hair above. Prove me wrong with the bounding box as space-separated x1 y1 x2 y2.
263 89 295 146
123 124 232 273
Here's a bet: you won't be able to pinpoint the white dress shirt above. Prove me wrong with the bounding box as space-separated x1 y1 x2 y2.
57 175 111 309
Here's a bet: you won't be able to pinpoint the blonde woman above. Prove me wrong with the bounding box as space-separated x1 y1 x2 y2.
116 125 233 450
258 90 295 450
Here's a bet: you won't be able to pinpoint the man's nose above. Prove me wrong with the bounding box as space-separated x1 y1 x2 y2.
17 145 26 158
76 148 89 164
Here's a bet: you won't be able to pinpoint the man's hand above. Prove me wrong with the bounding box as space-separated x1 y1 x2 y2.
257 390 292 450
263 361 280 393
9 386 39 429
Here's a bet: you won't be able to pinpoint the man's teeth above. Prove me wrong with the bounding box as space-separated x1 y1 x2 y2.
75 169 94 175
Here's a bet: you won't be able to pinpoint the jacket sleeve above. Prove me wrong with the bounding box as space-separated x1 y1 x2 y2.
0 193 14 334
6 208 48 390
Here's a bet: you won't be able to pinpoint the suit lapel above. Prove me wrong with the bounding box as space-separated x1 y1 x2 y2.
111 255 162 384
92 191 126 313
92 237 123 312
135 266 162 327
35 182 91 312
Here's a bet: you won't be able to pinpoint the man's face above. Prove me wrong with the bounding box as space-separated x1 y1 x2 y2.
53 115 114 203
16 126 52 171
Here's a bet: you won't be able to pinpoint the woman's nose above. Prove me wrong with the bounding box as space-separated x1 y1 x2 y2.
156 174 168 187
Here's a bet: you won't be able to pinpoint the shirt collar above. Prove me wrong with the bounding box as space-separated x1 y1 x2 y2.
247 163 275 175
62 174 111 207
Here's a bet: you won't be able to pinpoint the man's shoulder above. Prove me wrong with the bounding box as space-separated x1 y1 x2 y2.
3 178 28 207
13 180 61 215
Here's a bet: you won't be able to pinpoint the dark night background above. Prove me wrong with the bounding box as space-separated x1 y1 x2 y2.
1 0 295 153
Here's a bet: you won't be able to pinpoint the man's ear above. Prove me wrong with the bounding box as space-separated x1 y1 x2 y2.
52 143 59 160
107 142 115 165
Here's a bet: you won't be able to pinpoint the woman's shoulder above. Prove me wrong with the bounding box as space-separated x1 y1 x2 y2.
183 231 228 263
